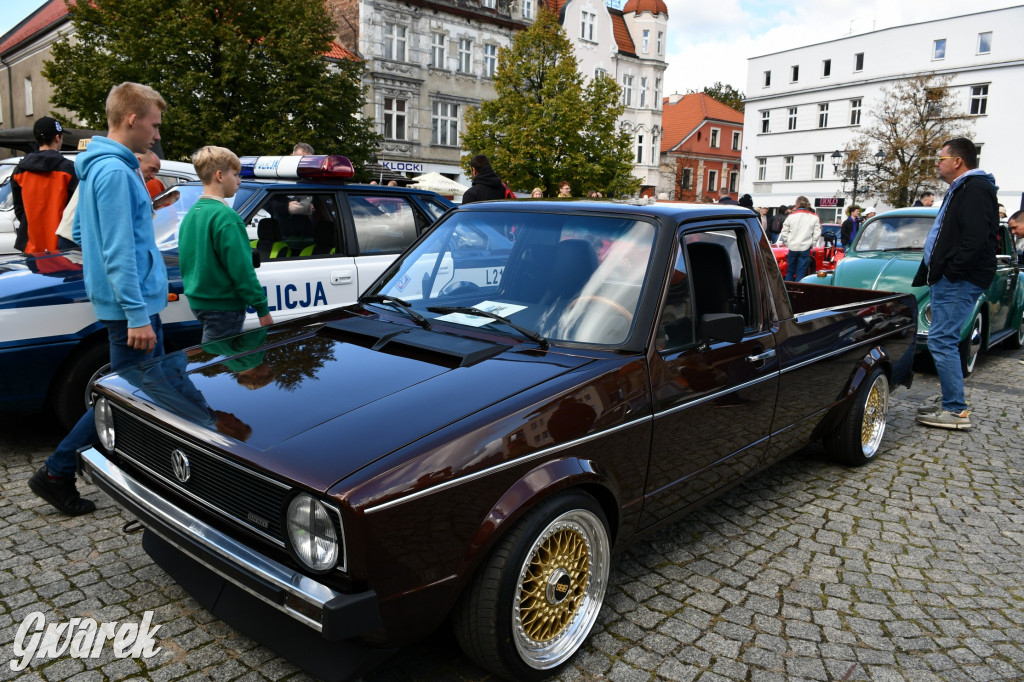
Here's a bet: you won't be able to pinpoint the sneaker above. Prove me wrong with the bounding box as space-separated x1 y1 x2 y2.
28 466 96 516
916 409 971 430
916 395 942 416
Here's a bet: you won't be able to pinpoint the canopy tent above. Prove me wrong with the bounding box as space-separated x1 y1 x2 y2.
408 171 469 196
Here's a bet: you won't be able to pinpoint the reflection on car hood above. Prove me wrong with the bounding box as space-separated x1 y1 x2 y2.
100 317 593 491
832 251 928 296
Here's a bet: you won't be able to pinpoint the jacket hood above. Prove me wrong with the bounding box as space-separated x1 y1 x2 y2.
15 150 73 174
97 315 594 492
75 136 138 181
471 166 505 190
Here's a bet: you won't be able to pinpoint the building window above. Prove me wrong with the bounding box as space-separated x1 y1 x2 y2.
731 131 741 150
933 38 946 60
784 156 794 180
521 0 533 19
384 23 406 62
654 77 661 105
822 59 831 77
788 107 797 131
430 33 446 68
791 65 799 82
854 52 864 71
24 78 33 116
970 84 989 115
761 110 769 133
757 158 766 181
850 98 862 125
978 31 992 54
681 168 693 190
814 154 824 179
482 0 495 7
483 44 497 77
729 171 738 193
595 67 607 79
818 103 829 128
432 101 459 146
709 128 720 148
623 75 633 107
651 135 657 166
458 38 473 73
636 134 644 164
581 11 596 41
382 97 406 140
707 170 718 193
640 77 648 108
976 143 983 165
657 31 663 54
763 70 771 87
642 29 649 53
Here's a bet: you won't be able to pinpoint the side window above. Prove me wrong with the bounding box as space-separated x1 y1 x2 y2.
682 229 757 333
349 194 420 255
421 197 451 223
656 241 693 351
249 193 340 260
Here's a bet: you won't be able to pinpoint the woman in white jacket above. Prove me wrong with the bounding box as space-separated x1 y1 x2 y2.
777 195 821 281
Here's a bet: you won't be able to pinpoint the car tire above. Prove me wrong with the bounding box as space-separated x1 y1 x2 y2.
959 311 983 377
453 491 611 681
51 341 109 432
1004 310 1024 349
824 366 889 467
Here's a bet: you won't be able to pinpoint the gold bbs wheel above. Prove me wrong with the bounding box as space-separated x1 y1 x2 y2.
512 508 610 669
859 371 889 457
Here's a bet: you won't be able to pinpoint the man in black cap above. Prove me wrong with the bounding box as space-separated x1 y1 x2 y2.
12 116 78 253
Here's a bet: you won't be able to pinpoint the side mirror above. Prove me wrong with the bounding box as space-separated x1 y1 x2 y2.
700 313 745 344
152 189 179 211
251 249 261 269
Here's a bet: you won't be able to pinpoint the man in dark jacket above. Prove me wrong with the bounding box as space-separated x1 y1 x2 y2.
914 137 998 430
461 154 507 204
12 117 77 253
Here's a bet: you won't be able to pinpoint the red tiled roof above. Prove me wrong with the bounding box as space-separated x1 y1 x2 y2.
623 0 669 16
543 0 569 17
610 11 635 56
0 0 72 57
324 41 359 61
661 93 743 152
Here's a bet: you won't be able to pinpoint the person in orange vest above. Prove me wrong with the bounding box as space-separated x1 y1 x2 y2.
136 149 165 198
11 117 77 253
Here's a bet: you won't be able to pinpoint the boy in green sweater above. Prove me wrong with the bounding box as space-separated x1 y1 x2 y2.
179 146 273 342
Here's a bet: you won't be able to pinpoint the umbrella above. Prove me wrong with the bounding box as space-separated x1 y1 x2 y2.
408 172 469 195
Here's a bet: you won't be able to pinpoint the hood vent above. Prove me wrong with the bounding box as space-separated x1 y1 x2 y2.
324 317 509 368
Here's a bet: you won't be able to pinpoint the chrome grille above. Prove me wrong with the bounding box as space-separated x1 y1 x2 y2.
111 406 290 545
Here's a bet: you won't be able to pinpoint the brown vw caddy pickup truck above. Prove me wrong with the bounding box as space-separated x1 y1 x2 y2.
80 201 917 681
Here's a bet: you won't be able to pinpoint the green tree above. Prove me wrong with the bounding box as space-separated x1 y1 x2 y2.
461 7 639 196
848 74 973 207
43 0 379 165
689 82 745 112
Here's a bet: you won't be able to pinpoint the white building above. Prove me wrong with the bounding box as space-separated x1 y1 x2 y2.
741 6 1024 222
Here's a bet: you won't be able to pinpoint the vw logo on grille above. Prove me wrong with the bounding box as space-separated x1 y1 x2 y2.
170 449 191 483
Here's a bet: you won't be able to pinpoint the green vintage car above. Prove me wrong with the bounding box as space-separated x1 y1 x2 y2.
804 207 1024 376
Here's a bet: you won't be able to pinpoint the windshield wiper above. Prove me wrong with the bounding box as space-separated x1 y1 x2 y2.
427 306 549 349
879 247 922 252
360 294 431 329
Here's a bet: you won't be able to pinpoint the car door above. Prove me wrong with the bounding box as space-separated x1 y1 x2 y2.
642 224 779 527
987 223 1016 335
241 190 356 326
342 191 434 291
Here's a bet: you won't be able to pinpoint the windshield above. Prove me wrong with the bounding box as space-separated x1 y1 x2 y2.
854 216 934 252
151 183 257 247
0 166 14 211
369 210 657 346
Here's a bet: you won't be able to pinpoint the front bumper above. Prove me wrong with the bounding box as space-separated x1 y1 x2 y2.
80 447 381 641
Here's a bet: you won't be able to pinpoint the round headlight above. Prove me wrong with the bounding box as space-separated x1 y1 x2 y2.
922 302 932 326
94 397 115 451
286 494 339 572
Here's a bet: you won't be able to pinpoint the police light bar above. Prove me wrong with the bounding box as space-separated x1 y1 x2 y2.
238 155 355 180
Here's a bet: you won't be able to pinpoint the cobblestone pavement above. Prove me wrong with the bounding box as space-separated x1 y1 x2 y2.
3 349 1024 682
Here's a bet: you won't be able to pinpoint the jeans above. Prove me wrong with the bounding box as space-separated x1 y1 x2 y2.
785 249 811 282
927 277 984 413
46 315 165 477
191 309 246 343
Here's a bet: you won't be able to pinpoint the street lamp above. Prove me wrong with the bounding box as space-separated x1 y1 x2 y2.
831 149 885 209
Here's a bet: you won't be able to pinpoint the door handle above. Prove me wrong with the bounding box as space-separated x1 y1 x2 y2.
746 348 776 363
330 271 353 285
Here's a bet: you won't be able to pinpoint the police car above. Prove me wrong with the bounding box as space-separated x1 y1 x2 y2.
0 155 454 429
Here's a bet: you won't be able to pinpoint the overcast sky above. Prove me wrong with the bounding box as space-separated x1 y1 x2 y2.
3 0 1018 99
662 0 1019 97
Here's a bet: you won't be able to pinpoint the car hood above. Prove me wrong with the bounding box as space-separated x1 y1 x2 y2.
100 315 594 491
831 251 928 299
